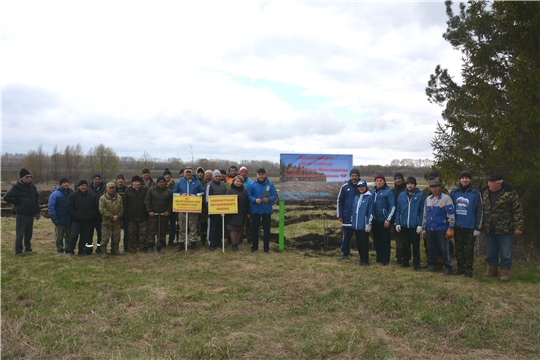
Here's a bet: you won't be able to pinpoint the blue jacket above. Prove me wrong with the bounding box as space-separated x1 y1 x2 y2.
370 184 396 222
450 183 482 230
173 177 205 196
395 188 425 228
248 178 278 215
351 191 374 231
336 180 359 227
48 187 74 226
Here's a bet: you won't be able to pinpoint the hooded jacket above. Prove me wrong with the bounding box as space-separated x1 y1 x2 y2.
450 183 483 230
351 191 374 231
370 184 396 222
247 177 278 215
144 185 172 214
336 179 359 227
99 192 124 226
48 187 74 225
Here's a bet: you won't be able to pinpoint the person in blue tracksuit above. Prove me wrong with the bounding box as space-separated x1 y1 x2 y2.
394 177 425 270
48 177 74 253
350 180 374 266
336 169 360 260
370 173 396 266
247 168 278 253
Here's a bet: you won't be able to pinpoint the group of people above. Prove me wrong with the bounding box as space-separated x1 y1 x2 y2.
337 170 523 281
4 166 278 259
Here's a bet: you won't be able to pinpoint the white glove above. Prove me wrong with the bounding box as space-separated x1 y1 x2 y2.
416 226 422 234
365 224 372 233
473 230 481 237
395 225 401 232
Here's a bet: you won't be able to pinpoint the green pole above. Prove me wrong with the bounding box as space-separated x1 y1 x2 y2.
279 200 285 251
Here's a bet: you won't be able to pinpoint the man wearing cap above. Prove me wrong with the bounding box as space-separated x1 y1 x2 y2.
124 175 148 252
351 179 374 266
481 173 523 281
422 171 450 261
115 173 130 252
199 169 214 244
220 170 230 189
336 169 361 260
48 177 74 253
206 170 228 251
144 176 173 252
422 180 455 275
370 173 396 266
141 168 155 189
4 168 40 256
65 180 98 256
239 166 253 241
178 169 185 179
248 168 278 253
392 172 407 264
395 177 425 270
450 171 483 278
88 173 106 254
99 182 124 257
173 166 205 250
164 168 177 246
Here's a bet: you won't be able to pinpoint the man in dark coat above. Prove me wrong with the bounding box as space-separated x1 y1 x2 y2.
65 180 98 256
4 168 40 257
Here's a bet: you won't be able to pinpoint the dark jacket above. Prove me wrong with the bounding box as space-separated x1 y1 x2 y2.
370 184 396 222
247 177 278 215
337 179 359 227
48 187 74 225
144 186 172 214
124 186 148 223
226 184 250 226
395 188 425 229
66 189 98 223
4 180 40 216
450 183 483 230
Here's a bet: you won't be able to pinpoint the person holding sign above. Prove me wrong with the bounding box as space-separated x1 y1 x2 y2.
226 176 250 252
206 170 227 251
248 168 278 253
173 166 205 250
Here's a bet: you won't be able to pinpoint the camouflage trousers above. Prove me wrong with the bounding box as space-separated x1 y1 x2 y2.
128 221 148 252
178 213 199 243
147 214 169 247
55 225 72 253
101 221 121 248
454 227 475 274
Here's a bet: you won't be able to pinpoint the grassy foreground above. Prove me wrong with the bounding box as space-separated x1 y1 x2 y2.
1 217 539 359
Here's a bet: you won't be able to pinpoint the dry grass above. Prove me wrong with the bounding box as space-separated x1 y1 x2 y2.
1 216 540 359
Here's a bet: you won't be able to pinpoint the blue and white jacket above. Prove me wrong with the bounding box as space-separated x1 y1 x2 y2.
351 191 374 231
422 192 455 232
48 187 74 226
450 183 483 230
247 178 278 215
395 188 425 228
173 177 205 196
337 179 359 227
370 184 396 222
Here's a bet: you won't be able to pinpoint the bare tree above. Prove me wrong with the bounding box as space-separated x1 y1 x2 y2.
136 151 153 170
21 144 48 183
50 145 63 181
87 144 120 183
64 143 84 181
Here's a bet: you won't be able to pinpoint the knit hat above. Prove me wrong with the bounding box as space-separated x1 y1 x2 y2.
405 177 417 185
179 169 184 175
19 168 31 178
213 170 221 177
93 173 102 179
459 171 472 179
106 182 116 188
156 176 166 183
116 173 125 180
205 170 213 175
427 171 438 179
59 177 69 185
394 172 404 180
350 169 360 176
374 173 385 181
131 175 142 182
239 166 248 173
78 179 89 186
142 168 150 174
163 168 172 176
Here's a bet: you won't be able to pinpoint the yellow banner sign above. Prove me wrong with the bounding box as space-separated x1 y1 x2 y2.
173 194 202 213
208 195 238 215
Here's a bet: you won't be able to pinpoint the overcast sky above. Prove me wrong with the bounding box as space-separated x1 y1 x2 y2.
1 1 462 166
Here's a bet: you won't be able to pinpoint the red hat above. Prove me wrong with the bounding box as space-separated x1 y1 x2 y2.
374 173 385 181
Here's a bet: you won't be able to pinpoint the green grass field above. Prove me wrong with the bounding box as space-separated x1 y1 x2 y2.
2 216 539 359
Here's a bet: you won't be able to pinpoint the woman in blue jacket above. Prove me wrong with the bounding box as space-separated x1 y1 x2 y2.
351 180 374 266
370 173 396 266
394 177 425 270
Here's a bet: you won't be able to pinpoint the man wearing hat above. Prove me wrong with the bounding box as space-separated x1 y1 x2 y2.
239 166 253 241
99 182 124 257
421 171 450 261
392 172 407 264
65 180 98 256
141 168 155 189
115 173 129 252
370 173 396 266
422 180 455 275
144 176 173 252
163 168 177 246
481 173 523 281
336 168 361 260
450 171 483 278
206 170 228 251
248 168 278 253
4 168 40 256
173 166 205 249
48 177 74 253
88 173 106 254
124 175 148 252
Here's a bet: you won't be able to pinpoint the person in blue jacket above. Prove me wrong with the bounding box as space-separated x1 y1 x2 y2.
173 166 205 250
336 169 361 260
370 173 396 266
395 177 425 270
247 168 278 253
48 177 74 253
351 180 374 266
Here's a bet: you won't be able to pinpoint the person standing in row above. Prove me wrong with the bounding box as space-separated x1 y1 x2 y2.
144 176 172 252
4 168 40 257
450 171 483 278
395 177 425 270
248 168 278 253
336 169 360 260
65 180 98 256
239 166 253 242
88 173 105 254
164 168 177 246
115 173 129 252
371 173 396 266
48 177 73 254
124 175 148 252
206 170 227 251
99 182 124 258
226 176 250 252
391 172 406 264
350 180 373 266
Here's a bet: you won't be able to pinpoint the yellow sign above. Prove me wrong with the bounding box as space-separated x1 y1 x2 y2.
173 194 202 213
208 195 238 215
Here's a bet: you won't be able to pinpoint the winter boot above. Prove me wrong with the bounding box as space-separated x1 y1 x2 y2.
111 243 122 256
395 248 403 264
482 264 498 277
424 265 437 272
443 267 452 276
499 267 511 281
101 245 108 258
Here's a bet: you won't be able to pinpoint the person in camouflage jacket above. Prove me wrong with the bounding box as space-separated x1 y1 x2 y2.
99 182 124 257
144 176 172 252
481 173 523 281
